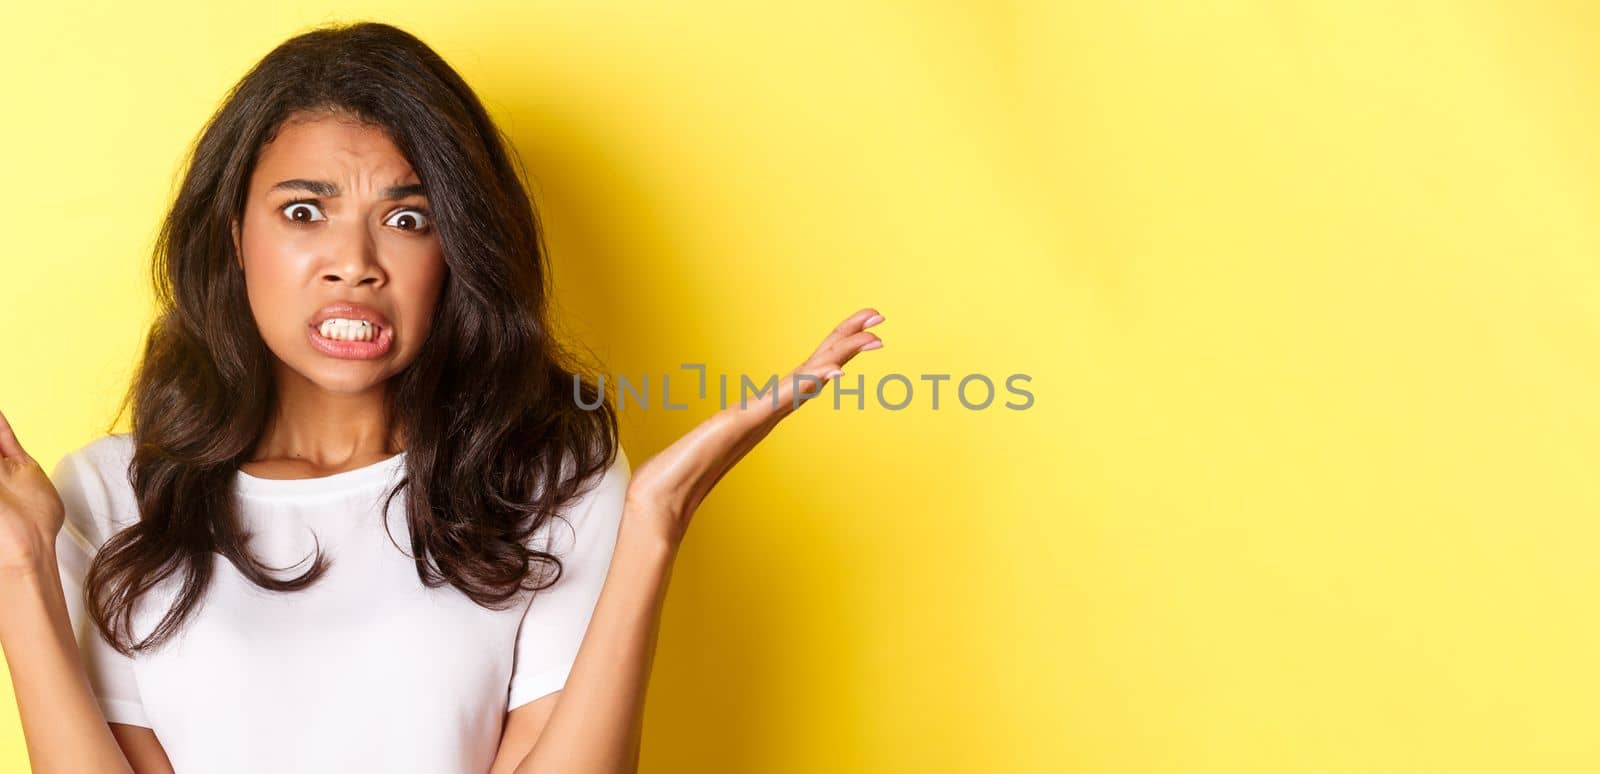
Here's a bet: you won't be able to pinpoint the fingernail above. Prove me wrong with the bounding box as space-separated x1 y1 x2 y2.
861 340 883 351
825 369 844 379
864 314 885 327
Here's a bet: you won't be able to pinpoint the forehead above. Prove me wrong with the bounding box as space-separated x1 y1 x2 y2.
251 112 417 186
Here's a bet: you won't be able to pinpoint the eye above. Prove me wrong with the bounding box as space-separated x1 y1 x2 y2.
385 207 432 232
280 200 326 223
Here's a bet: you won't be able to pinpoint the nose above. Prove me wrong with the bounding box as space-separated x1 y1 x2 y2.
320 224 385 288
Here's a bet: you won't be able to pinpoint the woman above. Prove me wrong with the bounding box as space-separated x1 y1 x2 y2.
0 21 884 774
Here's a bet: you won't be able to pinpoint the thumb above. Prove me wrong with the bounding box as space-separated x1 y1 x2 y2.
0 408 35 464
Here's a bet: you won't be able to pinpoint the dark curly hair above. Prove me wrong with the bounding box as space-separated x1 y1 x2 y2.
87 20 619 655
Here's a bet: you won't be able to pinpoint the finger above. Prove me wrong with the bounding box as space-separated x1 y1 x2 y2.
735 316 888 421
0 408 31 462
810 330 884 374
781 336 885 411
791 330 885 394
814 308 884 355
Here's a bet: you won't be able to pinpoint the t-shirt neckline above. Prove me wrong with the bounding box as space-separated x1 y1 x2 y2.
234 451 408 498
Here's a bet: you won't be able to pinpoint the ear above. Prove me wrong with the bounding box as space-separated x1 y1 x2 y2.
230 218 242 269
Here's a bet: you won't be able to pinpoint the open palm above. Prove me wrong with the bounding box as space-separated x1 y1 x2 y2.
623 307 885 546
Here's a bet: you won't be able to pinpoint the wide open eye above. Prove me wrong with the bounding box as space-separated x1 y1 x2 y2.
385 207 432 232
281 200 326 223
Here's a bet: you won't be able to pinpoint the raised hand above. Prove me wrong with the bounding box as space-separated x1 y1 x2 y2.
0 409 66 571
622 307 886 546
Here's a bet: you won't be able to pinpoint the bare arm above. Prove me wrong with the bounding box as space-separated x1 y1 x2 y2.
510 307 885 773
0 554 137 773
488 691 560 773
110 724 174 773
510 509 676 773
0 409 167 772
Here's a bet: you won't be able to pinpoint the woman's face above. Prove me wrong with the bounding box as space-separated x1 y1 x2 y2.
232 110 446 396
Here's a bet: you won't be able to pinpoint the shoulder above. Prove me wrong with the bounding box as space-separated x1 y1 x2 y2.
59 432 137 475
573 444 630 516
543 444 631 554
554 442 631 509
51 432 139 545
592 445 630 494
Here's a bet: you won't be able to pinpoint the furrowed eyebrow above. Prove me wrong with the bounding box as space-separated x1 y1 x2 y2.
383 183 427 199
268 179 427 199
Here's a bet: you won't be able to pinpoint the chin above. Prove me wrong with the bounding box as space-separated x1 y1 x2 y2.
312 368 392 393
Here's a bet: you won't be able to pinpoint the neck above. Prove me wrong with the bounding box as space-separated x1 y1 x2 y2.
252 365 402 467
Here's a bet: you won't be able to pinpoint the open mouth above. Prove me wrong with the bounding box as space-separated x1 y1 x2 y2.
306 320 393 360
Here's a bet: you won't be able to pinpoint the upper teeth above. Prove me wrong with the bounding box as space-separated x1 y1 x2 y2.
318 318 378 341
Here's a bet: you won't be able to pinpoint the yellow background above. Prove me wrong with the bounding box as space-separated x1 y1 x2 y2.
2 1 1597 771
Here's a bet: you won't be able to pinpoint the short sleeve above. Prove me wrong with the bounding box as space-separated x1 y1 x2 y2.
506 445 631 710
51 442 152 728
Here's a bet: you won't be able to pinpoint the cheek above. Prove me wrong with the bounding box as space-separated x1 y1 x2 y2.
396 249 448 337
238 218 321 346
240 234 298 319
242 273 299 350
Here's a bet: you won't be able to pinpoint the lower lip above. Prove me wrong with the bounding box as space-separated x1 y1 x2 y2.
307 323 393 360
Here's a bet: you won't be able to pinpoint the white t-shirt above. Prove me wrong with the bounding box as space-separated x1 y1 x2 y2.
50 432 630 773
